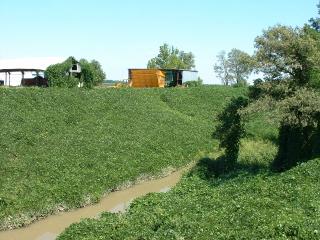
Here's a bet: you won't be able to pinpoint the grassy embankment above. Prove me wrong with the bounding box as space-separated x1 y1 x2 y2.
59 156 320 239
58 88 320 239
0 86 246 230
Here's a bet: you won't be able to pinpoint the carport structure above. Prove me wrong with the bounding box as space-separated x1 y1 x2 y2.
0 68 45 86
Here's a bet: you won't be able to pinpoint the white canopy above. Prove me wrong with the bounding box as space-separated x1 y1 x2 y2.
0 57 65 86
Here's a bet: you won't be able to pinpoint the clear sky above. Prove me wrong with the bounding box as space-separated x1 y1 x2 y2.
0 0 318 84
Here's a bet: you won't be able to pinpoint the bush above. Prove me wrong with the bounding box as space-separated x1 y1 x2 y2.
184 77 203 87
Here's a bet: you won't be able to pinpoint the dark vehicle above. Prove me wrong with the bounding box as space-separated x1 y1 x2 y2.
21 76 48 87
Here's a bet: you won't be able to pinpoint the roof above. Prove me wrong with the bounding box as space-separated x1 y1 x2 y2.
161 69 198 73
129 68 198 73
0 68 45 73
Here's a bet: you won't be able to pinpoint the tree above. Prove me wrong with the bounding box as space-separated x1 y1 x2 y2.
254 25 320 86
90 60 106 85
309 2 320 31
214 49 254 86
214 51 232 86
227 49 254 86
79 59 106 88
147 43 195 70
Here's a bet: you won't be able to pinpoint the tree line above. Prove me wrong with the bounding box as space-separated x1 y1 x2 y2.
44 2 320 91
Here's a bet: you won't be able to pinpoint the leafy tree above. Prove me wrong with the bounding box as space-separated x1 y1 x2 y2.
79 59 106 88
90 60 106 85
214 51 232 86
254 25 320 86
147 43 195 70
214 49 254 86
227 49 254 86
79 59 94 88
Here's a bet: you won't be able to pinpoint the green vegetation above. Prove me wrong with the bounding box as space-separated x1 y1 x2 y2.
45 57 106 88
59 156 320 239
215 3 320 172
214 49 254 86
58 97 320 239
147 43 195 70
0 86 245 230
184 77 203 87
57 86 320 239
2 3 320 240
55 83 285 240
58 4 320 239
214 96 248 166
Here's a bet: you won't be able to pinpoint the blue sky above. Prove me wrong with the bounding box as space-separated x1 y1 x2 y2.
0 0 318 84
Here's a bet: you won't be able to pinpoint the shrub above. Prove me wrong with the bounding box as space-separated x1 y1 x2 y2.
184 77 203 87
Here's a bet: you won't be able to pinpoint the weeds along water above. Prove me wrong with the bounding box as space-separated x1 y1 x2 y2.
58 129 320 239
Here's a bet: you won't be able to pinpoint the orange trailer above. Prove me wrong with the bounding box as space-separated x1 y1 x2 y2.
129 69 165 88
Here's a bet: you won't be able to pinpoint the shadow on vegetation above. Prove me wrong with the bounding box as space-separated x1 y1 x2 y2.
271 126 320 172
190 156 269 184
264 134 279 145
244 131 279 146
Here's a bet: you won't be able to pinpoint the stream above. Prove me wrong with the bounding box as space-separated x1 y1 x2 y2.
0 168 187 240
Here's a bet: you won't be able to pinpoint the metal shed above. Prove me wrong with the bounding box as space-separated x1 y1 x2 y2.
162 69 198 87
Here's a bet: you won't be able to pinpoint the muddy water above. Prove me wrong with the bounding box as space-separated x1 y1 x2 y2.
0 168 188 240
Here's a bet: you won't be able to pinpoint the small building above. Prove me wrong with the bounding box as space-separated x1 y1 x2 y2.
129 69 165 88
69 61 81 74
128 69 198 88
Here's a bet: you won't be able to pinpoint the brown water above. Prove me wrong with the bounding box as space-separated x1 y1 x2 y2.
0 168 187 240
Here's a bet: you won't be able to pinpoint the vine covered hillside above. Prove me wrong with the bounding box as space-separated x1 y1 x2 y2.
0 86 246 230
